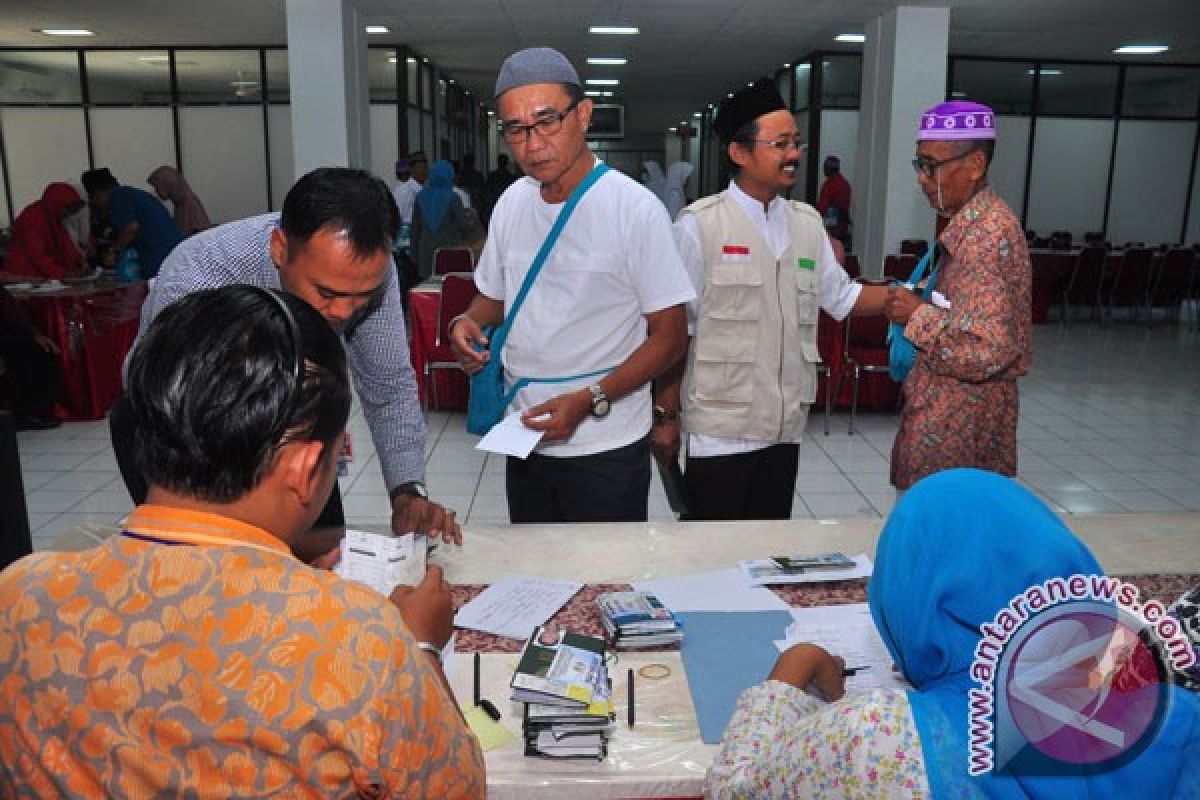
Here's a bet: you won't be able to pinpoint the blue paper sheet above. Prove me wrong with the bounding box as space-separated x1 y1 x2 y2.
677 610 794 744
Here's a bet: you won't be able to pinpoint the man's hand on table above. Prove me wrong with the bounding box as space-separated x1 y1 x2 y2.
390 565 455 649
392 493 463 545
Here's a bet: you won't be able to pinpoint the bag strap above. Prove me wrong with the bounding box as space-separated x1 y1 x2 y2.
497 161 610 340
906 246 941 300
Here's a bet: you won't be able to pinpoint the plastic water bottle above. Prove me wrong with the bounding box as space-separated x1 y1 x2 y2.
115 248 141 282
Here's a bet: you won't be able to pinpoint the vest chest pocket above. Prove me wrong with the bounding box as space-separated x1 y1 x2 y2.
704 261 763 322
794 266 819 324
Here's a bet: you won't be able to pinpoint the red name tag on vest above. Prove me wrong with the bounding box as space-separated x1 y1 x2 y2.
721 244 751 262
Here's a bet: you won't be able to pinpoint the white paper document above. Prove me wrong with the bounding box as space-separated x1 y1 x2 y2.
475 412 545 459
774 603 909 690
454 576 583 640
335 530 426 595
632 568 790 613
738 553 874 586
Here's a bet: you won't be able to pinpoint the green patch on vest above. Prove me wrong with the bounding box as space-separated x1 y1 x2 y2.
797 258 815 270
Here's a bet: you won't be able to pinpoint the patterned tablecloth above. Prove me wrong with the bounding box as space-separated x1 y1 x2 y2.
451 573 1197 653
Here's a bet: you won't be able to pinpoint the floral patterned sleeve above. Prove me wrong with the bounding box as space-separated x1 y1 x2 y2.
706 681 930 799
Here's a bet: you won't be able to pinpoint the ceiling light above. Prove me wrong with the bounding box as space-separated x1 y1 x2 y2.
727 92 734 98
1026 68 1063 76
137 55 169 63
39 28 94 36
388 57 397 63
406 57 416 64
835 33 866 43
487 110 495 116
668 127 677 132
587 57 627 65
586 78 619 85
585 90 613 97
693 112 702 118
589 26 639 35
422 57 429 63
783 63 791 68
1113 44 1169 55
951 91 967 98
365 25 389 34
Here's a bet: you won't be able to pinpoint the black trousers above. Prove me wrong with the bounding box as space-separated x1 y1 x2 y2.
0 332 61 418
684 443 800 520
506 435 651 524
108 394 346 528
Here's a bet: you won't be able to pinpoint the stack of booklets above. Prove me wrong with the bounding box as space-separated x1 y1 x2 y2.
510 626 615 759
596 590 683 649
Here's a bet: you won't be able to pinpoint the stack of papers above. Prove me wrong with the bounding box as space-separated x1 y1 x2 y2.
454 576 583 640
596 591 683 649
511 626 615 759
774 603 909 690
334 530 426 595
738 553 873 586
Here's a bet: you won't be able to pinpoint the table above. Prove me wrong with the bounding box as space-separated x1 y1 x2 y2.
428 515 1200 799
408 280 469 410
13 280 147 420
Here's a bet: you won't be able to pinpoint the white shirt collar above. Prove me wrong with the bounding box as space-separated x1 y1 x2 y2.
727 179 783 224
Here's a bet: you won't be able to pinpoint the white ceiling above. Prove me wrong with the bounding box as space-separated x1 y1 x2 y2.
2 0 1198 137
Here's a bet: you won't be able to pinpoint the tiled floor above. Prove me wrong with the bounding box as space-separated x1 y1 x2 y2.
14 321 1200 551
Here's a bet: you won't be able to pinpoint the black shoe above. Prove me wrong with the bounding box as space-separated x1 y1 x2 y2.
15 415 61 431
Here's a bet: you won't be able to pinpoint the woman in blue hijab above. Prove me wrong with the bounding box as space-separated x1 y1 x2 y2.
708 469 1200 799
411 159 470 279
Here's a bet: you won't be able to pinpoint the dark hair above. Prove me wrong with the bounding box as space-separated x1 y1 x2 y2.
721 118 760 174
126 286 351 504
462 153 476 167
562 82 584 105
497 154 509 167
950 139 995 169
280 167 400 259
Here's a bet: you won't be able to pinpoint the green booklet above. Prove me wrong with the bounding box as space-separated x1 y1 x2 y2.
510 626 610 710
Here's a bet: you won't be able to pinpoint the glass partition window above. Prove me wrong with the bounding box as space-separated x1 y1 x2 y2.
951 60 1034 115
420 63 434 111
369 49 397 103
0 51 82 104
1122 66 1200 118
793 62 812 111
404 54 418 106
265 50 289 103
821 55 861 109
777 68 794 110
1036 64 1117 117
176 50 261 103
86 50 171 104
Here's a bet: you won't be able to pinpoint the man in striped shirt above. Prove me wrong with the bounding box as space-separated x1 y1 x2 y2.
111 167 460 560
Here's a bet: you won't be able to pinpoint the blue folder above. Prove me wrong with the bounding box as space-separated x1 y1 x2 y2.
677 610 794 744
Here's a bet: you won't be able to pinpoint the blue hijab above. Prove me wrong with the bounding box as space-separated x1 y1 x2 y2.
869 469 1200 799
416 159 455 232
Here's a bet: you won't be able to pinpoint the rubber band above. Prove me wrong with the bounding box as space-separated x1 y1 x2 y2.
638 663 671 680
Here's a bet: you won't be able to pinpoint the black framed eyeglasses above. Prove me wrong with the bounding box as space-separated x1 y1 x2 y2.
739 134 806 153
912 150 973 179
500 99 582 143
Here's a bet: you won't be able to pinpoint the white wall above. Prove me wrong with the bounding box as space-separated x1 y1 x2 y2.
792 111 809 201
818 109 859 192
267 104 294 210
1 108 90 219
1189 150 1200 246
990 115 1031 220
370 103 398 185
1108 120 1196 245
1026 118 1114 239
178 106 268 224
89 108 176 196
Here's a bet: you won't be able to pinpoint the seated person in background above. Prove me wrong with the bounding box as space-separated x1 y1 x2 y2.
412 159 470 280
708 469 1199 799
2 182 88 280
0 285 484 798
0 284 62 429
82 167 184 279
147 165 212 235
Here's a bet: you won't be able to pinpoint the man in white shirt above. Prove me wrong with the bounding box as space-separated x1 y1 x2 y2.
391 152 427 227
663 79 887 520
449 47 694 523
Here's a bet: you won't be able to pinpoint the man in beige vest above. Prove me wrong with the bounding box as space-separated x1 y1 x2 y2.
662 79 887 520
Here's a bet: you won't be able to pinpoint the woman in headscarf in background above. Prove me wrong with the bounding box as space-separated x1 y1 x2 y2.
411 159 469 280
641 160 666 205
708 468 1200 799
2 182 87 281
663 161 693 221
147 165 211 235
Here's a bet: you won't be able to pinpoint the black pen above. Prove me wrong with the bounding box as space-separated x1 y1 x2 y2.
473 651 481 707
627 668 635 729
843 665 871 677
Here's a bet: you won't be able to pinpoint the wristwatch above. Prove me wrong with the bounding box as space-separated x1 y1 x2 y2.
653 405 680 425
587 384 611 418
391 480 428 501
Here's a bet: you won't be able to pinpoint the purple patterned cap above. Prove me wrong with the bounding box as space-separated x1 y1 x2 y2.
917 100 996 141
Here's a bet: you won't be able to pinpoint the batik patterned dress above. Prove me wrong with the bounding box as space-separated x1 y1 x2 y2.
891 187 1032 489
